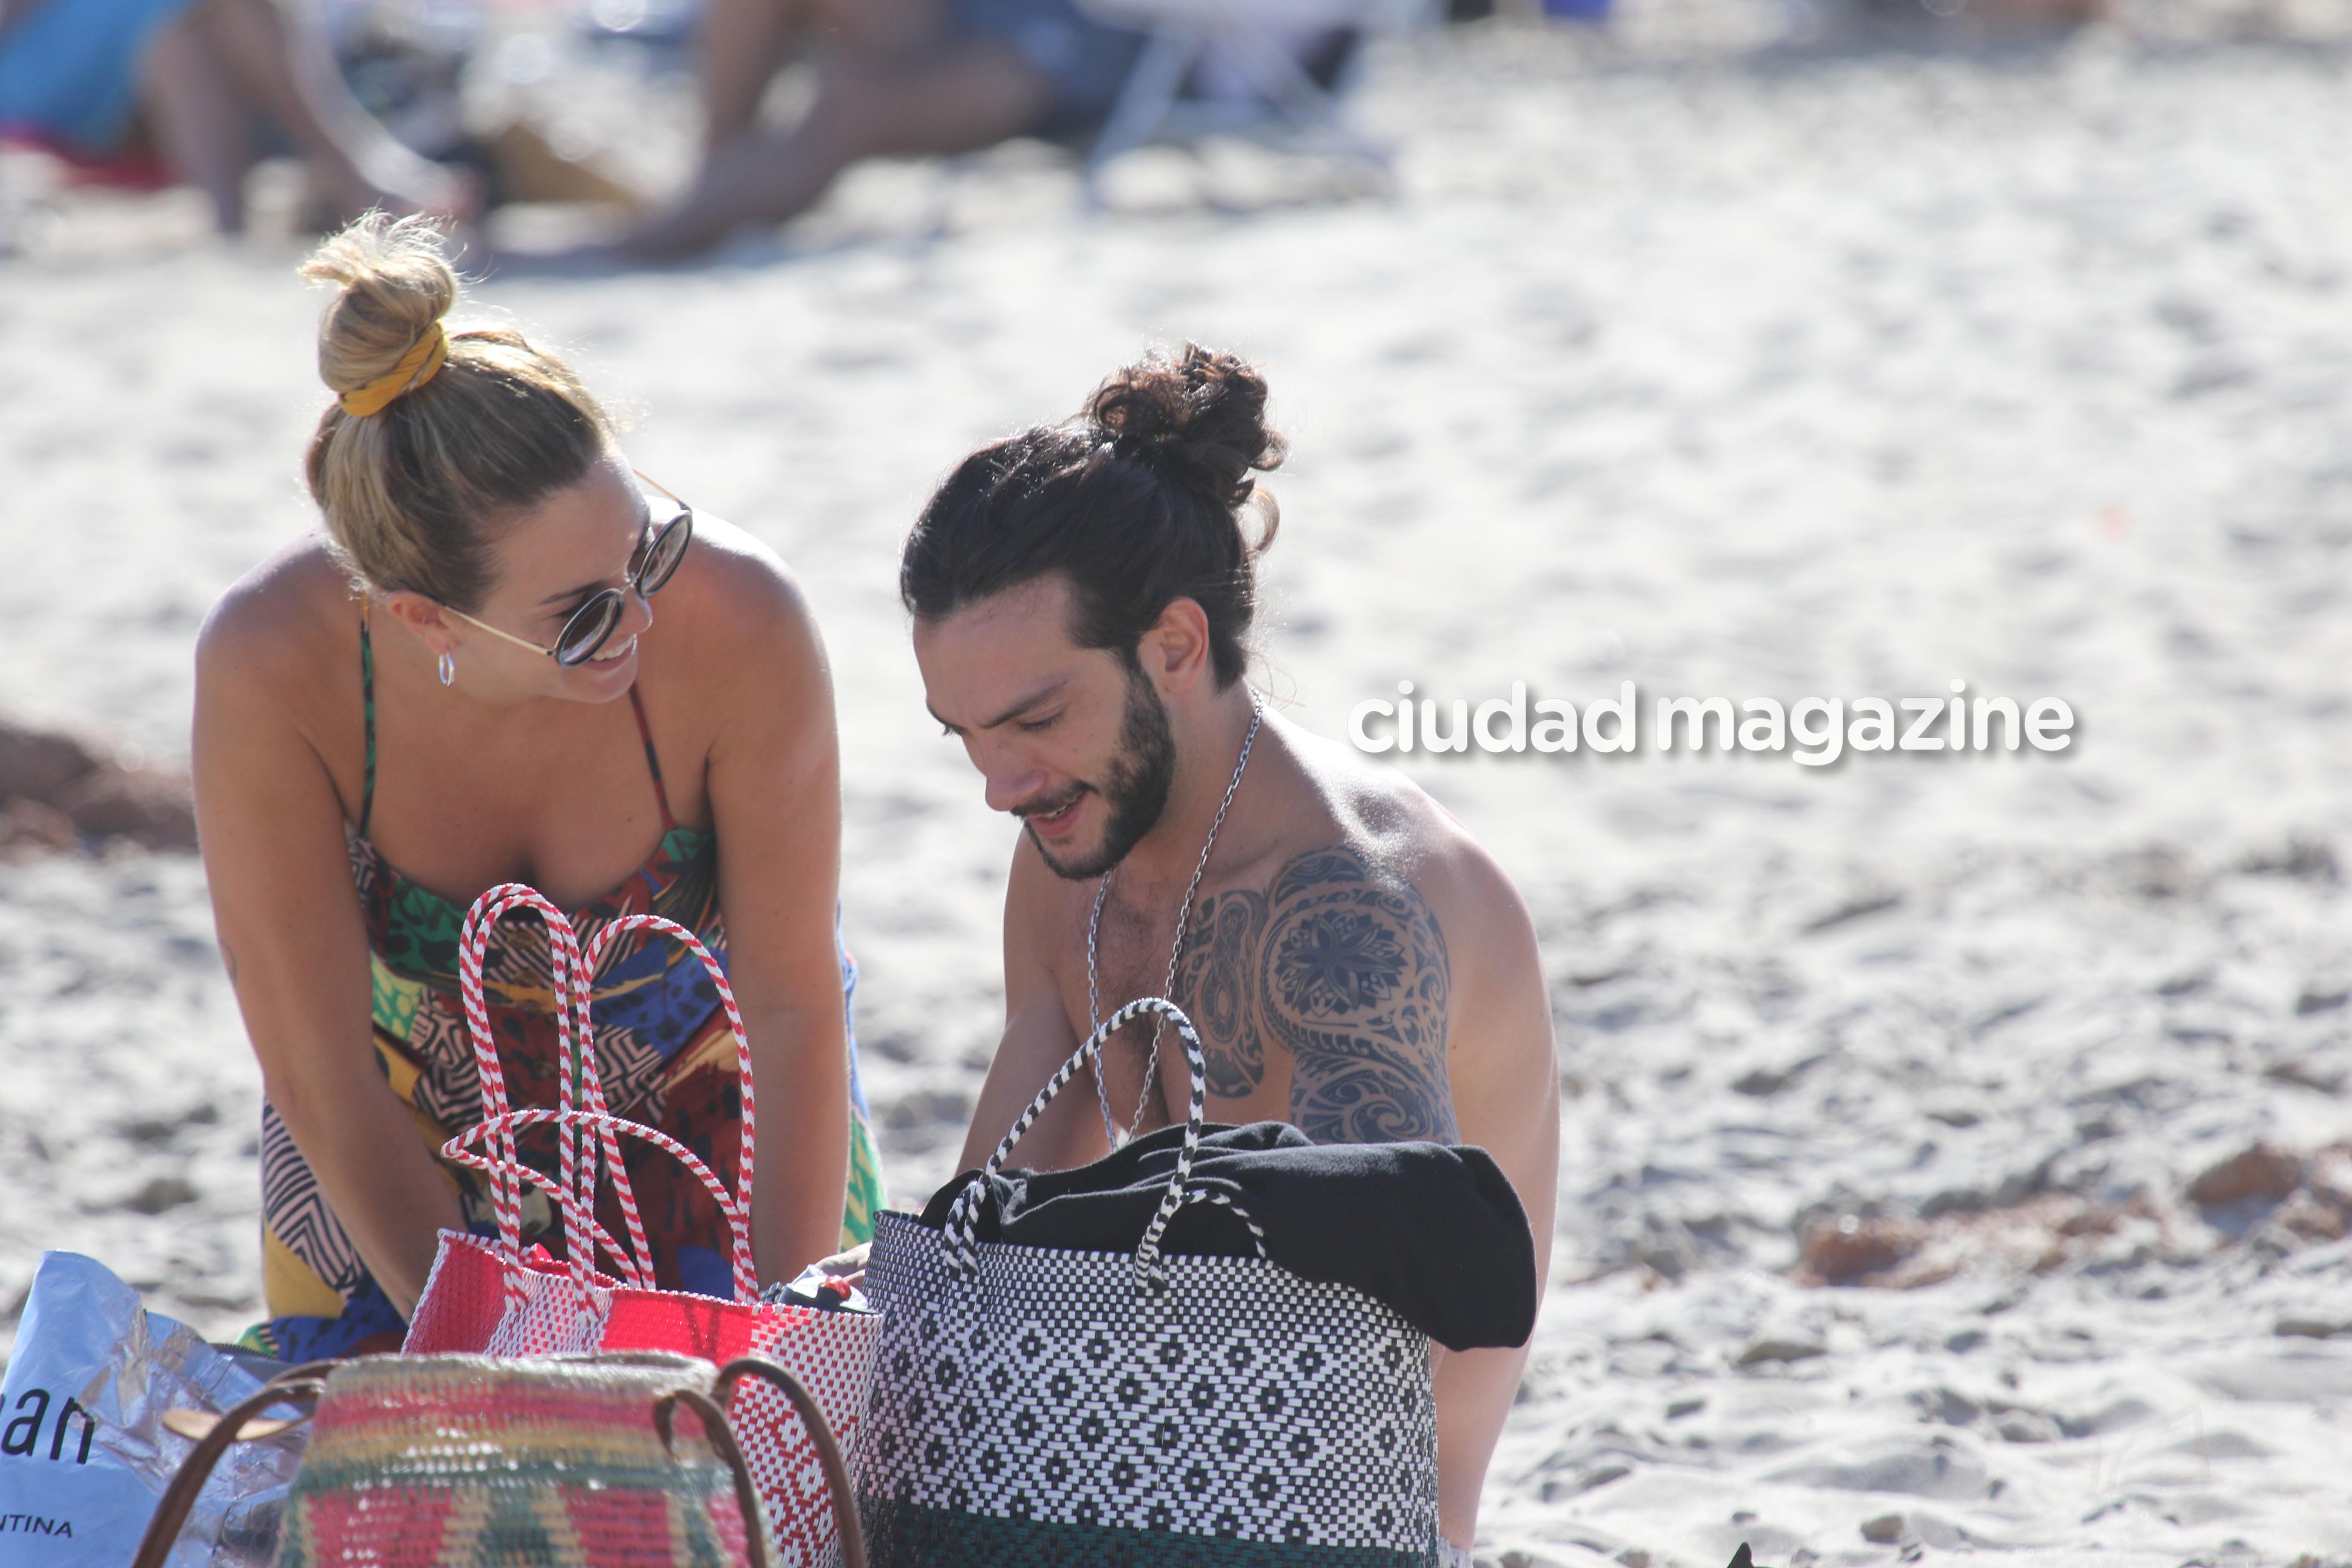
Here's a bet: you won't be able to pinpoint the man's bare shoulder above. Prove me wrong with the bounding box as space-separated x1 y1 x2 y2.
1266 717 1555 1158
1278 716 1530 943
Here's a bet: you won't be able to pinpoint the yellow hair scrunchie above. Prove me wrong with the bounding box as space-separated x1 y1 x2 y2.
338 324 450 418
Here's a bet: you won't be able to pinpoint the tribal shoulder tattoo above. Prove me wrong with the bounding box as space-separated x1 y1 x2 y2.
1173 844 1457 1144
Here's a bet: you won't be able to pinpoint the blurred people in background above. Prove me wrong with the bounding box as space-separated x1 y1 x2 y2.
617 0 1146 259
1843 0 2105 27
0 0 469 234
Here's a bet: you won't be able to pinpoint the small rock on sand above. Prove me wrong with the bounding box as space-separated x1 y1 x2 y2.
124 1175 200 1215
1801 1214 1919 1283
0 717 196 852
2189 1144 2303 1209
0 723 103 802
2275 1319 2352 1340
0 798 79 855
1736 1337 1827 1368
1861 1513 1906 1544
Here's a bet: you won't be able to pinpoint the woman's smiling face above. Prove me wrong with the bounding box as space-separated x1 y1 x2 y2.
443 455 662 701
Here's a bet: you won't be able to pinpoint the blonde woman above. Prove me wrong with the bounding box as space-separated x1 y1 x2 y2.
194 216 882 1358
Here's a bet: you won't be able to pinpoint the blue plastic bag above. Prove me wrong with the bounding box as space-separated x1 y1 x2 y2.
0 1252 301 1568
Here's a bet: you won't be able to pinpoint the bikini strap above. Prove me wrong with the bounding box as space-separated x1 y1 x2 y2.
627 687 677 833
358 602 377 837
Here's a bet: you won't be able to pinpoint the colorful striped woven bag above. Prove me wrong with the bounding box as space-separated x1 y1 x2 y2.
129 1353 866 1568
400 886 882 1568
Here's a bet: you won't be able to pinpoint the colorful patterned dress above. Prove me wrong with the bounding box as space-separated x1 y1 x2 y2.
243 616 887 1361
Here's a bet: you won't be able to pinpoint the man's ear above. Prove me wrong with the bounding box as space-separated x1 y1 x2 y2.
382 589 459 659
1137 597 1214 698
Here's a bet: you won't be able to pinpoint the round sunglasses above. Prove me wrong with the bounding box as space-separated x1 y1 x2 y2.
441 485 693 668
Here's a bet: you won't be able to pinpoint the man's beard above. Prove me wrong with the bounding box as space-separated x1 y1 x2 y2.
1023 668 1176 881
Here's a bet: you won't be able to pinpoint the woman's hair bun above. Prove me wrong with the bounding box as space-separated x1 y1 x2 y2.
1087 342 1287 512
299 213 458 398
298 214 609 613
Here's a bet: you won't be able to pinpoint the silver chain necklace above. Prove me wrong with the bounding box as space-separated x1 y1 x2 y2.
1086 693 1264 1145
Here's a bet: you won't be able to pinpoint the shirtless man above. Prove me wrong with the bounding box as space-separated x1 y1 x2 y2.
901 343 1561 1559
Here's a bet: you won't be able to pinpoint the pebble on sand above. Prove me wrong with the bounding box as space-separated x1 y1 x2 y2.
0 717 196 853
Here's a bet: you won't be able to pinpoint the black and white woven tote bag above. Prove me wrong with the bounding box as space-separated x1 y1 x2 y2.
855 997 1439 1568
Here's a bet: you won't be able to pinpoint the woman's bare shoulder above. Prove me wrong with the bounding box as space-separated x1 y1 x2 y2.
191 539 363 829
198 537 358 678
645 513 826 692
632 513 833 779
671 514 816 635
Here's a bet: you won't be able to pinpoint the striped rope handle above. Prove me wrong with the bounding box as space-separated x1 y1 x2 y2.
582 913 755 1297
946 996 1213 1295
456 885 655 1299
557 921 657 1294
457 887 601 1305
445 1105 757 1303
458 886 650 1294
438 1131 644 1277
1178 1186 1269 1260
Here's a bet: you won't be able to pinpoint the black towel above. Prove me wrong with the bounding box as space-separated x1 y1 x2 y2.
914 1121 1537 1353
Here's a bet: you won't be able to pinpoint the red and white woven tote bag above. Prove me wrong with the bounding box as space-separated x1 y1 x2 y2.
402 885 638 1358
402 883 883 1568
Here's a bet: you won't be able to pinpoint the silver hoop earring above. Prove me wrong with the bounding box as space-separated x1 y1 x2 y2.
437 651 456 687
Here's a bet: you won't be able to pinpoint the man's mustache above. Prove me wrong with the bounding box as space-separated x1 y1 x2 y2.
1011 782 1092 820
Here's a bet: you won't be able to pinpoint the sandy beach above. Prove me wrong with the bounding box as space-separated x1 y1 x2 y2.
7 6 2352 1562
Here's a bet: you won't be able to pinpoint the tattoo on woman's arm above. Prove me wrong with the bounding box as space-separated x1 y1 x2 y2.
1175 844 1456 1143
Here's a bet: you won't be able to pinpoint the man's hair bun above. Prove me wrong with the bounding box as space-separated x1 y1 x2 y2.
902 342 1289 691
1088 343 1287 520
300 213 457 402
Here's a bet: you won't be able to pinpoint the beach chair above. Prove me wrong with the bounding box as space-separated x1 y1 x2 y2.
1068 0 1443 206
